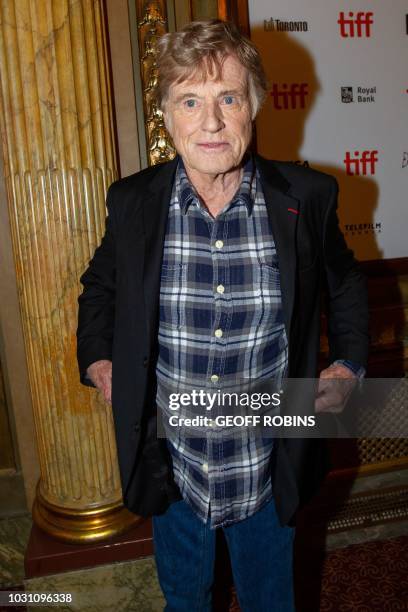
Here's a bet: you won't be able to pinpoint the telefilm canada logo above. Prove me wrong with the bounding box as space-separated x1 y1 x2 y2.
338 12 374 37
344 222 382 236
264 18 309 32
270 83 308 109
341 86 376 104
343 150 379 176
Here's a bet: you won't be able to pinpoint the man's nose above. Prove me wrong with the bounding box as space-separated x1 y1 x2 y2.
201 101 224 131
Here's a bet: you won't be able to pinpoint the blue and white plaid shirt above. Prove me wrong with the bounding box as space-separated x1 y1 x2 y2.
156 156 288 528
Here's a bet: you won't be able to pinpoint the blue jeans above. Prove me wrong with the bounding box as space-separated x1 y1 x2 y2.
152 496 295 611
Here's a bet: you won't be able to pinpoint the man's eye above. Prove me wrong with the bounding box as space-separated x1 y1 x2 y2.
184 99 197 108
223 96 235 105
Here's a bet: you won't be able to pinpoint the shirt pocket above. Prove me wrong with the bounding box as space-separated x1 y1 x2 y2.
257 262 284 327
259 261 281 296
159 263 187 329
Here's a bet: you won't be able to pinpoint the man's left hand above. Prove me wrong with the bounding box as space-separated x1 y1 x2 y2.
315 363 357 413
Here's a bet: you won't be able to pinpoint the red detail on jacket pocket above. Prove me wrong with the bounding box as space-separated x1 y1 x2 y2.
287 208 299 215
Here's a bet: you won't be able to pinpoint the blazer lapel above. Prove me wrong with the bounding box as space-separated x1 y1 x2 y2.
255 155 299 342
142 157 179 353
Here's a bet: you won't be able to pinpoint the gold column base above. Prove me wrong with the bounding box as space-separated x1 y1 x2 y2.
32 483 141 544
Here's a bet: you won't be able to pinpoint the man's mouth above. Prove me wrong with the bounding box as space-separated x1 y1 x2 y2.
197 142 229 150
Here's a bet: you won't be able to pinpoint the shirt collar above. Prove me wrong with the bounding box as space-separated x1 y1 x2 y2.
176 154 256 216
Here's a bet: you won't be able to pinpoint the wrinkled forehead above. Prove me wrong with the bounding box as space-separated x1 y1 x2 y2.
169 54 249 95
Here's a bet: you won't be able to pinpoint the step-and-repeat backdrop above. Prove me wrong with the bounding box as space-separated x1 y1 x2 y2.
248 1 407 260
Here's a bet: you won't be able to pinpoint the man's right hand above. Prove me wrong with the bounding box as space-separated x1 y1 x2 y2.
86 360 112 403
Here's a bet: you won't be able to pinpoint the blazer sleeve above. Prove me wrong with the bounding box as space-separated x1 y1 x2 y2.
76 184 117 387
322 177 370 368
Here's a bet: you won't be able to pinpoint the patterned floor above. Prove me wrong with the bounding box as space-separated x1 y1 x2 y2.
3 534 407 612
317 536 408 612
1 532 408 611
293 534 408 612
216 535 408 611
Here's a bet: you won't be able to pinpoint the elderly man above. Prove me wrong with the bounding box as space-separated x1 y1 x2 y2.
77 19 368 612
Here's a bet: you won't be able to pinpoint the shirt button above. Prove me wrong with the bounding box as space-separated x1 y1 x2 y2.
210 374 219 383
215 240 224 249
214 328 223 338
202 462 209 473
216 284 225 294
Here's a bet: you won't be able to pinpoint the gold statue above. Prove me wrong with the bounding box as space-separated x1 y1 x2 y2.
138 3 166 27
141 27 159 61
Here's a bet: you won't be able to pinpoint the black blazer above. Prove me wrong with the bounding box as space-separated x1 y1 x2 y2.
76 154 369 526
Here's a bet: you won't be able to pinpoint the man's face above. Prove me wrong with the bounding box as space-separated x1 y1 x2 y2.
163 54 253 177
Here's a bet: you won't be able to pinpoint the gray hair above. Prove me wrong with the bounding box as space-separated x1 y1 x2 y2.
156 20 267 119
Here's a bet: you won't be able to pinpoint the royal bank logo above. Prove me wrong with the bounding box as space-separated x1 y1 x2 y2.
344 222 382 236
338 12 374 37
264 18 309 32
344 150 379 176
341 86 376 103
341 87 353 103
402 152 408 168
270 83 309 109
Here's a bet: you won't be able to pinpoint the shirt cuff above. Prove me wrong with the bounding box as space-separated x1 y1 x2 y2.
332 359 366 380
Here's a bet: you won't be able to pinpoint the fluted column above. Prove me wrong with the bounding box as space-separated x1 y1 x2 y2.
0 0 137 542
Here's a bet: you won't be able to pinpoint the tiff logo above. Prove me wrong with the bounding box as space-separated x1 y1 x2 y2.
270 83 308 109
338 12 374 37
344 150 378 176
